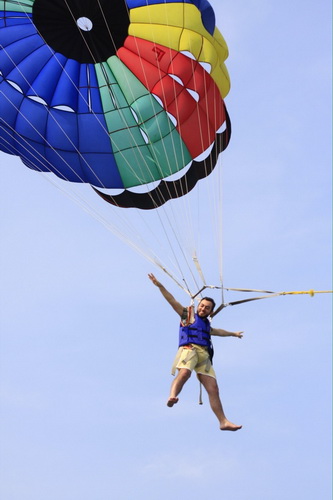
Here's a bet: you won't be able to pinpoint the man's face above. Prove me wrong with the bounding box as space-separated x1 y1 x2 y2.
197 299 214 318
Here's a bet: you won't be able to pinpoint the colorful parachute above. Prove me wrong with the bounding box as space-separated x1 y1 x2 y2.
0 0 231 209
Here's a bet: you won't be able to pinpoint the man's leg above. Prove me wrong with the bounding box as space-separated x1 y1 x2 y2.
198 373 242 431
167 368 191 407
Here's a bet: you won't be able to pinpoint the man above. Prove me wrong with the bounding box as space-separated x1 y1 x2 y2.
148 273 243 431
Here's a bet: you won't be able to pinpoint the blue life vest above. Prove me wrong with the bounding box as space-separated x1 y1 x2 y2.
179 313 212 349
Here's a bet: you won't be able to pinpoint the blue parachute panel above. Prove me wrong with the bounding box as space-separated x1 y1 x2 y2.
77 65 104 115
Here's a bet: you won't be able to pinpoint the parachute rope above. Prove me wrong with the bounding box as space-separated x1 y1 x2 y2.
211 288 333 316
169 285 333 317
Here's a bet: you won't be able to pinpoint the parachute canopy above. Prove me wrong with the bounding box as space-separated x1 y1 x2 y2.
0 0 231 208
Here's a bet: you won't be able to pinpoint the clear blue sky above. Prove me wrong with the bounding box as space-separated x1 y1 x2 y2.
0 1 331 499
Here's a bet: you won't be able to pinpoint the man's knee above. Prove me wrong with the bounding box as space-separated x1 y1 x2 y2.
178 368 192 381
199 375 219 394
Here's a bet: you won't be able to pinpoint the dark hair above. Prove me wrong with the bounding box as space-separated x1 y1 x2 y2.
200 297 216 311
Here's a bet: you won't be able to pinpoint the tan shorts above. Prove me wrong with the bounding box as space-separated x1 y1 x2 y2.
172 344 216 379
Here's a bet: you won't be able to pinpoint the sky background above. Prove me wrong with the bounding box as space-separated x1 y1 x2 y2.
0 1 332 499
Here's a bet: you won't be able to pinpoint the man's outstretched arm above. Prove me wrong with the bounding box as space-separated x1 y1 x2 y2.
211 328 244 339
148 273 184 316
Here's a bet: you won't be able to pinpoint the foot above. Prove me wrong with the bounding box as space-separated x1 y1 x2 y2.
167 397 179 407
220 419 242 431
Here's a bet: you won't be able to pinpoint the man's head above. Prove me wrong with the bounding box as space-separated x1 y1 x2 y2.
197 297 216 318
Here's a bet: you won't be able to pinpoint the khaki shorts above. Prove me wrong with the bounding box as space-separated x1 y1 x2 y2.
172 344 216 379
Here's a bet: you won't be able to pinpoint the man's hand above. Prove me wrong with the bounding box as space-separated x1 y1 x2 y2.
148 273 162 287
234 331 244 339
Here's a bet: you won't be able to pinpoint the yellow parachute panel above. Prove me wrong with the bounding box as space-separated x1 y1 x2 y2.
130 3 230 97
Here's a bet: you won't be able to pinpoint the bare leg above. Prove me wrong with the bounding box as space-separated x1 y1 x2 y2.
198 374 242 431
167 368 191 407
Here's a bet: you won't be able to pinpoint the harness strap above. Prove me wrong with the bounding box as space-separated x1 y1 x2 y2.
199 382 203 405
186 327 211 334
171 347 185 375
